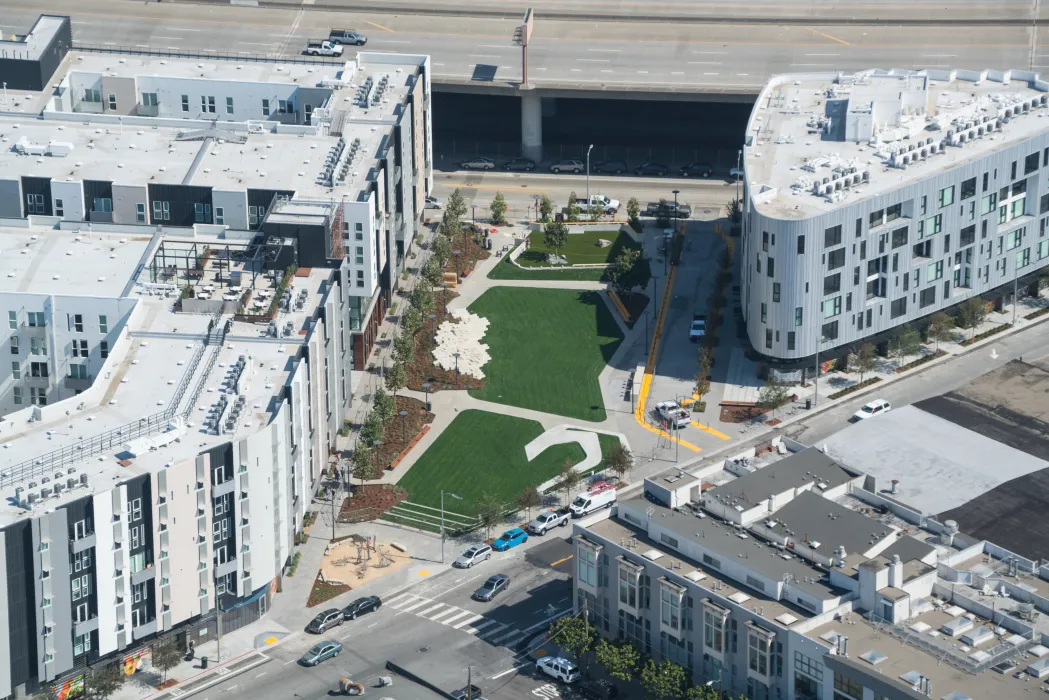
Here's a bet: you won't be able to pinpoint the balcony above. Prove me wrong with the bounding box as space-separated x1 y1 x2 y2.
72 533 96 554
214 558 238 579
132 619 158 640
74 616 99 638
131 564 156 586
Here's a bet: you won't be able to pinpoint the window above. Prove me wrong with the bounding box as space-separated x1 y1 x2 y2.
787 331 795 350
30 362 48 378
194 202 212 223
226 96 234 114
6 311 14 330
73 550 91 572
10 361 19 380
356 270 365 288
760 303 767 323
130 525 142 549
821 320 838 341
1026 151 1040 175
824 225 843 248
703 608 725 652
891 227 908 249
702 553 720 569
827 248 846 270
767 257 775 278
26 193 46 215
823 273 841 295
981 192 997 215
202 95 216 113
71 314 83 333
748 634 769 676
890 297 907 318
84 88 101 103
868 209 884 229
913 240 932 258
13 387 22 405
74 633 91 656
660 588 681 630
845 292 852 312
130 552 146 574
181 94 189 112
215 207 225 225
213 519 230 542
938 185 955 208
834 672 864 700
354 222 364 240
69 364 87 380
762 231 769 252
1012 197 1026 220
756 256 761 274
135 202 146 223
27 312 44 327
961 176 977 200
797 235 805 254
795 307 803 326
772 282 781 303
1013 179 1027 197
578 548 596 586
9 337 18 355
130 498 142 522
822 297 841 318
919 194 927 215
618 566 638 608
106 93 117 110
1007 229 1023 250
54 198 64 217
927 261 944 282
920 286 936 308
278 99 291 114
72 339 88 358
765 329 772 349
960 224 976 247
153 201 171 221
133 581 147 604
141 92 158 107
1017 246 1032 269
355 246 365 265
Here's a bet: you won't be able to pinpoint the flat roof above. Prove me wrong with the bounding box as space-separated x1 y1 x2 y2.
880 535 937 564
705 447 856 508
768 490 894 558
0 14 65 61
746 69 1049 219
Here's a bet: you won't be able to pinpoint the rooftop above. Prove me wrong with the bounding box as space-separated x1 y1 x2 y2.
767 490 895 558
705 446 856 508
746 69 1049 219
0 14 66 61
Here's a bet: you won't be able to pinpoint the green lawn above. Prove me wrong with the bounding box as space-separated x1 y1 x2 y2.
469 287 623 421
398 410 622 515
519 228 640 267
487 256 608 282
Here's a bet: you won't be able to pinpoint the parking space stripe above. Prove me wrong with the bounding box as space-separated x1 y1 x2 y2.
490 628 525 645
452 614 484 629
418 603 446 616
428 607 462 621
400 599 432 613
466 619 499 635
441 610 474 626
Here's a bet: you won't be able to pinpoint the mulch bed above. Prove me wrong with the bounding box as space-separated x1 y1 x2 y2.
448 225 492 277
373 396 434 473
307 578 352 608
405 289 486 393
340 484 408 523
719 404 770 424
609 290 650 325
153 680 179 690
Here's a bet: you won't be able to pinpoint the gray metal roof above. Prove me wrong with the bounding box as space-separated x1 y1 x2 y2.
706 447 856 508
769 491 894 558
880 535 937 564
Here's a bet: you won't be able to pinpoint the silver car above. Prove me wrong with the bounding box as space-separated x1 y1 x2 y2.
550 159 584 174
460 157 495 171
454 544 492 568
473 574 509 601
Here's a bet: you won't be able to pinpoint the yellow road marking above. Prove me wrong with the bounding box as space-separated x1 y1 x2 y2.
442 181 553 194
364 19 396 33
418 569 430 576
264 636 278 645
550 555 574 567
806 27 851 46
690 421 730 441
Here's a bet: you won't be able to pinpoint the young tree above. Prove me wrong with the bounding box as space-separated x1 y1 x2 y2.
350 444 373 486
588 200 603 222
423 255 445 293
594 638 640 682
608 248 640 295
956 296 988 338
539 194 554 222
515 485 542 520
849 342 878 382
490 192 508 225
655 198 671 228
476 491 504 540
626 197 641 227
567 191 581 222
359 412 383 447
86 664 125 700
548 614 596 666
393 332 416 364
445 188 468 225
725 197 742 223
558 459 582 505
640 658 687 700
401 305 423 336
694 345 715 404
433 233 453 268
888 324 922 366
927 311 954 351
604 442 634 484
409 284 434 313
543 221 569 259
385 361 407 397
373 387 395 425
152 640 182 684
756 376 790 420
684 685 721 700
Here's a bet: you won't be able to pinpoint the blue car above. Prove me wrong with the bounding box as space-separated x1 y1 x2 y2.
492 528 529 551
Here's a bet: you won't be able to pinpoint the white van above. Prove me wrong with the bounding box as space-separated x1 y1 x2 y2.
569 481 617 517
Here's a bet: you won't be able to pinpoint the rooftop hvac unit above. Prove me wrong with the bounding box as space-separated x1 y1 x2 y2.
41 487 53 498
67 478 75 490
80 473 89 487
54 483 63 495
26 492 37 505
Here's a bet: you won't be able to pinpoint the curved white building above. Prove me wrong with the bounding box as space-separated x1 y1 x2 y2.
742 68 1049 376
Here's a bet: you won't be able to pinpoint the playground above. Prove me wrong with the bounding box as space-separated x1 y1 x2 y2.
317 534 412 589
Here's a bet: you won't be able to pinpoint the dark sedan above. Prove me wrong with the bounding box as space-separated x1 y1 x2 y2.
593 160 627 174
503 157 536 172
680 162 714 178
634 162 669 176
342 595 382 620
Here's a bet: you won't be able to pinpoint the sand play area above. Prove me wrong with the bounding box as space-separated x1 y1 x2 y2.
317 535 413 588
433 309 490 379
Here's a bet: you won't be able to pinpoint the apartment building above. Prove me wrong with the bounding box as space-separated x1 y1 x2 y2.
0 223 352 698
573 444 1049 700
741 68 1049 376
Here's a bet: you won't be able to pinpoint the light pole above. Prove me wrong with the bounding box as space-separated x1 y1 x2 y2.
372 439 383 475
422 381 431 412
471 205 476 224
586 143 594 208
454 351 461 387
399 409 409 443
534 195 541 222
441 490 462 563
427 312 437 346
453 249 462 281
672 189 680 269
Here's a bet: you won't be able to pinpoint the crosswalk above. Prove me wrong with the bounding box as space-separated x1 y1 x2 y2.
386 593 533 650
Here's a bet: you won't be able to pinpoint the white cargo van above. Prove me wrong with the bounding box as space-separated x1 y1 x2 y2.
569 481 617 517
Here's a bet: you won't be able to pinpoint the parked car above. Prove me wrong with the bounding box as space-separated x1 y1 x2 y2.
593 159 627 174
492 528 529 551
729 166 744 178
328 28 367 45
425 195 443 210
634 162 669 176
300 640 342 666
569 481 618 517
680 161 714 177
852 399 891 422
304 40 343 57
472 574 510 601
536 656 581 683
575 194 620 215
526 507 571 535
550 159 585 173
503 157 536 172
453 544 493 568
306 608 344 634
580 679 619 699
460 157 495 171
656 400 691 429
689 313 707 343
451 685 486 700
342 595 381 620
643 201 691 218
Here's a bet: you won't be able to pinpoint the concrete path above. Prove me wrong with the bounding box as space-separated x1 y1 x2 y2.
524 424 603 468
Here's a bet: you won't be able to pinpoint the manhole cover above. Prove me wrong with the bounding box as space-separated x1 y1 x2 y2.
420 646 431 653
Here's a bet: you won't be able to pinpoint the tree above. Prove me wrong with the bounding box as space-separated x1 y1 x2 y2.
927 311 954 351
152 640 182 683
888 324 922 366
490 192 508 225
604 442 634 484
694 345 715 404
684 685 720 700
594 638 640 682
86 664 125 700
848 342 878 382
558 459 582 505
443 188 467 237
626 197 641 227
956 296 988 338
433 233 453 268
756 376 790 420
385 361 406 397
350 444 373 486
725 197 742 223
539 194 554 222
393 332 416 364
373 387 395 425
640 658 687 700
402 305 423 336
567 191 581 222
588 200 603 222
515 485 542 521
655 198 671 228
359 412 383 447
409 284 434 314
423 255 445 292
547 614 596 664
476 491 504 540
544 221 569 259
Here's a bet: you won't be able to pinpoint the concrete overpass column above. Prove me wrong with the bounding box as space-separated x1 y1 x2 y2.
521 89 542 162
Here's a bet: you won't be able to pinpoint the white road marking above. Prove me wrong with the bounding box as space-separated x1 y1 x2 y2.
367 622 378 628
637 70 649 74
491 663 532 679
254 672 267 678
491 629 526 645
601 70 614 73
577 59 610 63
155 36 184 40
400 599 432 613
441 610 474 625
693 50 727 54
283 659 296 665
588 48 621 52
466 619 499 635
389 595 423 609
570 69 582 72
688 61 722 65
805 53 840 56
419 603 446 616
452 613 484 629
922 54 956 57
428 607 463 621
704 72 720 76
477 622 509 639
671 71 685 75
387 593 414 607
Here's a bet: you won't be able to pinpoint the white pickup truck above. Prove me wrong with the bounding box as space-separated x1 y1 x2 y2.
655 400 691 429
305 40 344 57
689 313 707 343
571 194 620 216
526 507 572 535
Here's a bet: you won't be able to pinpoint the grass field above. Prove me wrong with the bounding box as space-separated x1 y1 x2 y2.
518 228 640 267
469 287 623 421
487 256 608 282
397 410 621 514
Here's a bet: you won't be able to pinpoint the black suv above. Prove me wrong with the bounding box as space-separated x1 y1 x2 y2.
680 162 714 177
593 160 627 174
634 162 669 177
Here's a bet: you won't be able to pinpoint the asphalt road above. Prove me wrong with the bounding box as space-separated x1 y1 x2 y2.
181 537 575 700
3 0 1048 93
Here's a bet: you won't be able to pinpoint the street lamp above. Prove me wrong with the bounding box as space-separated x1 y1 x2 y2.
422 382 432 412
534 194 541 222
454 351 462 387
471 204 476 224
372 439 383 475
670 189 680 274
586 143 594 209
399 409 409 443
441 490 462 563
453 249 462 281
427 312 437 347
